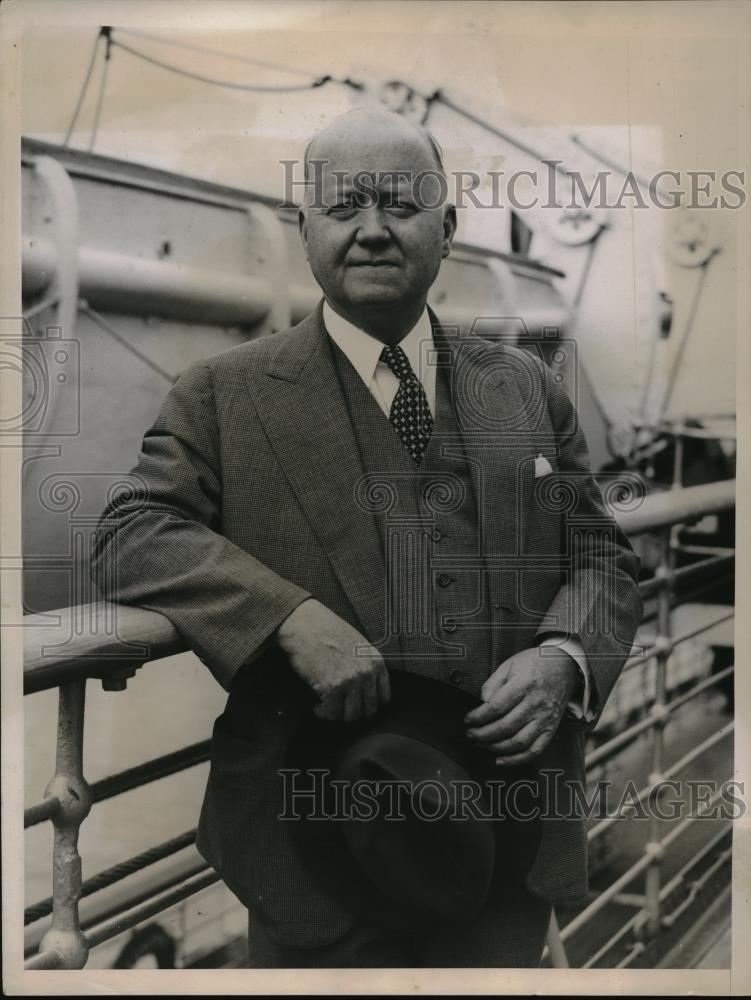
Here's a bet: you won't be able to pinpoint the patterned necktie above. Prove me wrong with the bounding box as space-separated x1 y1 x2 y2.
380 344 433 464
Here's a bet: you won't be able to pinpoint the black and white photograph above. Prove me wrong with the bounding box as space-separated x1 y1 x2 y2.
1 0 749 992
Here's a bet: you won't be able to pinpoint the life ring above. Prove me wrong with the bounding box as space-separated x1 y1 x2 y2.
113 922 176 969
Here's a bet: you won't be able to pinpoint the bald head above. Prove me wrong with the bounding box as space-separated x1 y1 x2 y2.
304 107 445 185
301 107 448 209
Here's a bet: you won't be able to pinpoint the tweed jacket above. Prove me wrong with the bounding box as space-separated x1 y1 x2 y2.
91 302 642 947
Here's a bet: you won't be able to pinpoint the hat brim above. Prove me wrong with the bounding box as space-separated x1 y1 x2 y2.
284 669 542 924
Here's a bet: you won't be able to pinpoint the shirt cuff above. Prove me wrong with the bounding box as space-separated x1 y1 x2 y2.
539 635 595 722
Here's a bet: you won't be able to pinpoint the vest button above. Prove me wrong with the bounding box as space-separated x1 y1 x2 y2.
431 529 443 542
449 669 467 685
443 619 457 633
436 573 453 588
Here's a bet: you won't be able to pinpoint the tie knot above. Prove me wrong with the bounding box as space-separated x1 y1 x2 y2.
380 344 415 382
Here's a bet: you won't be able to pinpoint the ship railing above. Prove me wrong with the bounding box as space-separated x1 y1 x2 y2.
22 478 735 970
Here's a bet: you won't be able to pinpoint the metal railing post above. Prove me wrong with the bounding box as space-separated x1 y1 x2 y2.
672 425 685 490
643 525 673 936
38 679 92 968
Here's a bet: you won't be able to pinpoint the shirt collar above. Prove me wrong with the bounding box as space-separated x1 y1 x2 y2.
322 301 434 386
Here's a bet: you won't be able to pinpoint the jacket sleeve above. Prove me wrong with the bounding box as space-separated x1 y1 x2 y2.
532 356 643 728
90 361 311 691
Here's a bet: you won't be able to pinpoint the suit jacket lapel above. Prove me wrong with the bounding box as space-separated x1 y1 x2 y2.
247 303 387 645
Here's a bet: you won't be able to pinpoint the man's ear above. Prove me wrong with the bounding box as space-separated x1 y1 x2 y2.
442 205 457 258
298 208 310 261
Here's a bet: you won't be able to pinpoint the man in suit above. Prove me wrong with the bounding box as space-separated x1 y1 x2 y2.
92 108 642 968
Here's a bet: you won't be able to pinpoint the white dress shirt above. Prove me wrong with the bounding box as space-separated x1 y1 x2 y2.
322 301 593 721
324 301 437 418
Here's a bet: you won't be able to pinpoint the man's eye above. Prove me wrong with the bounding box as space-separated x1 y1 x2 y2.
384 200 417 215
329 202 357 216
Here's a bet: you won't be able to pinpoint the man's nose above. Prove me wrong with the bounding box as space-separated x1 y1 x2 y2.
354 207 391 245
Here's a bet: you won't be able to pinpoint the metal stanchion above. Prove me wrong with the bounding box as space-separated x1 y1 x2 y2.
643 527 674 937
36 680 91 969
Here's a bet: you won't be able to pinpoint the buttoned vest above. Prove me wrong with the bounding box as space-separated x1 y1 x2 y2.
329 336 496 697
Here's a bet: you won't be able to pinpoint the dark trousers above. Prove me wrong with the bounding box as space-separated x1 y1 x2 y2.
247 884 552 968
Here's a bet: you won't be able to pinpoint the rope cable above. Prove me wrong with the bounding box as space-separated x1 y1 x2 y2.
110 38 336 94
22 295 60 322
80 303 178 385
63 30 103 147
113 26 321 80
433 91 575 180
88 31 113 153
570 133 651 190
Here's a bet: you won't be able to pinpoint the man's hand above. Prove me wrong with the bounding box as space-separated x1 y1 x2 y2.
464 647 579 765
276 598 390 722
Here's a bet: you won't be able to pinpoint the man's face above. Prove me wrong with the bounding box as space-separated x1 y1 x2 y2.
299 124 456 317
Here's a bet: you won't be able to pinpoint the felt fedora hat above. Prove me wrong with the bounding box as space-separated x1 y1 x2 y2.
284 669 542 926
